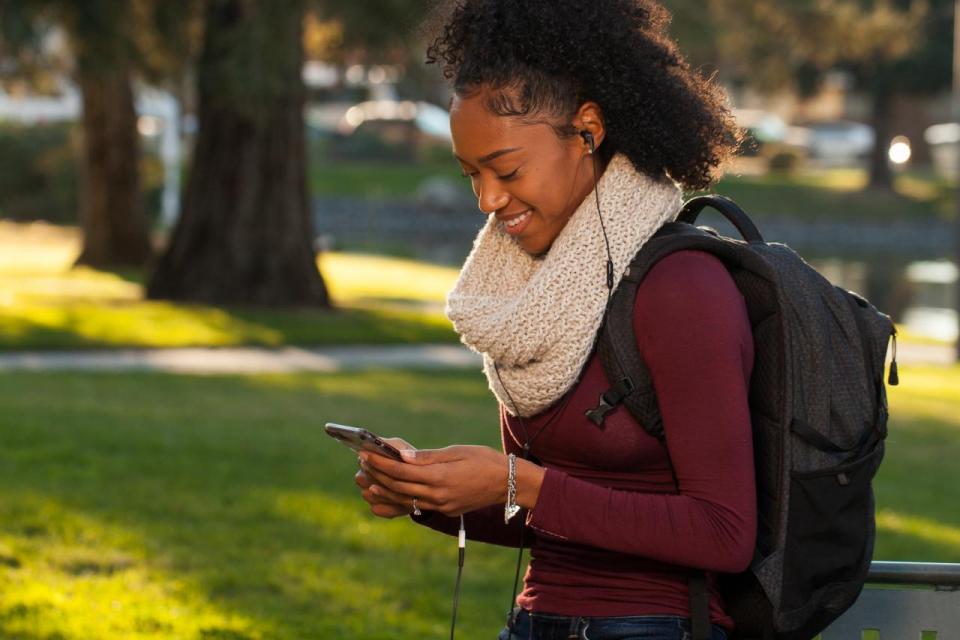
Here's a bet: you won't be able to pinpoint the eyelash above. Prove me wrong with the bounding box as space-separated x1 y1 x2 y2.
461 169 520 181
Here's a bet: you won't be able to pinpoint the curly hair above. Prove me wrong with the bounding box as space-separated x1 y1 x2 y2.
424 0 741 190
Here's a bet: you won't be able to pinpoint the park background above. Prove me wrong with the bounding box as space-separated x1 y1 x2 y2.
0 0 958 638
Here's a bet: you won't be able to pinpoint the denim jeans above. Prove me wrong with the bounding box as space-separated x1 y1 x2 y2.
497 608 729 640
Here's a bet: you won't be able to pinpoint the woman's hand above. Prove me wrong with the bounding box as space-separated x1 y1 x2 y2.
360 444 537 518
355 437 418 519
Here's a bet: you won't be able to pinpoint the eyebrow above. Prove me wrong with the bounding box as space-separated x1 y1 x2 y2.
455 147 523 165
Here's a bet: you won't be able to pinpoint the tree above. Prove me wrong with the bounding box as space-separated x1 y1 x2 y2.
65 2 152 267
147 0 329 306
0 0 191 268
705 0 951 191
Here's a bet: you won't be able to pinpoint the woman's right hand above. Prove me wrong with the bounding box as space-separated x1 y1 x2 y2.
355 437 418 519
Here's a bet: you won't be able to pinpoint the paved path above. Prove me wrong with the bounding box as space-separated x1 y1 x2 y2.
0 344 482 374
0 341 952 374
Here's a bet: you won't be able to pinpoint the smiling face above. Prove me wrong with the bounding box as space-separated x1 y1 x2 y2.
450 88 605 256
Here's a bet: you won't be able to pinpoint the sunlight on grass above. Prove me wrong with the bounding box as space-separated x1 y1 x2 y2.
0 493 269 639
0 221 79 272
877 509 960 551
318 252 459 308
1 301 284 347
886 364 960 427
0 218 457 349
272 489 437 555
1 266 140 302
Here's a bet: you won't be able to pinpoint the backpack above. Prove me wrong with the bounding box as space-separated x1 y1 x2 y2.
588 195 898 640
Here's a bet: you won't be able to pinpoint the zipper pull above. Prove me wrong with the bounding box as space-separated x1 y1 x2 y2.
888 328 899 386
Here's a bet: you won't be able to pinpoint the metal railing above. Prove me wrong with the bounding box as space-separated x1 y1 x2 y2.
820 561 960 640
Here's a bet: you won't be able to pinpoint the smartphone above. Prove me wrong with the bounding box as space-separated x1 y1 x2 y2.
324 423 405 462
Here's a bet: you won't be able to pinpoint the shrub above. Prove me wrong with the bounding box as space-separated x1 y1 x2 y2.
0 122 80 223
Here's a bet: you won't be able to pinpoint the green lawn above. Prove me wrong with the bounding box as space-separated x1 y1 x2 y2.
0 222 460 351
712 168 954 222
310 161 464 199
0 364 957 638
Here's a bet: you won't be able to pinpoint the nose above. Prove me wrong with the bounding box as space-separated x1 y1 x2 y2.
476 175 510 215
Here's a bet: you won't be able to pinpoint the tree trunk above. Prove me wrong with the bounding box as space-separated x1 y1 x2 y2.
74 60 152 268
866 83 894 191
147 0 328 307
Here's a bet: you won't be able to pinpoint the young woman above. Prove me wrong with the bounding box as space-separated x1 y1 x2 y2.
354 1 756 638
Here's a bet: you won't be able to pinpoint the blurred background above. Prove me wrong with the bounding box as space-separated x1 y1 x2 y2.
0 1 957 638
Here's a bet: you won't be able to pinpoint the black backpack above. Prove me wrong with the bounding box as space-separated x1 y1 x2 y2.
589 195 898 640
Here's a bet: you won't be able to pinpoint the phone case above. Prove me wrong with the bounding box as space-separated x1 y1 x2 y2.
324 423 404 461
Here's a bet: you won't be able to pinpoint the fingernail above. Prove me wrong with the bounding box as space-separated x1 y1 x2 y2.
400 449 415 461
370 485 380 496
359 452 368 463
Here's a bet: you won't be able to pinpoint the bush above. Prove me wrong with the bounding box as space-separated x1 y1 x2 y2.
0 122 80 223
0 122 168 226
767 149 803 174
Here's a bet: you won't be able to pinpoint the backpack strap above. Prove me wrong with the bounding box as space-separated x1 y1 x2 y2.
689 574 711 640
586 221 679 433
587 221 717 438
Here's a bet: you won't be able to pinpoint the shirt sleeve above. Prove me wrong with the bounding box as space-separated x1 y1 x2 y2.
525 250 757 573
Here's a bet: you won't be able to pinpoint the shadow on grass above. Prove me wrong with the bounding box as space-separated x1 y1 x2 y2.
0 370 509 639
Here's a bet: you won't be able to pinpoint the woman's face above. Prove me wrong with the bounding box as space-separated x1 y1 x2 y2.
449 89 602 256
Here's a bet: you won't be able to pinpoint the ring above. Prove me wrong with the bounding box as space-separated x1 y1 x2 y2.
412 497 422 516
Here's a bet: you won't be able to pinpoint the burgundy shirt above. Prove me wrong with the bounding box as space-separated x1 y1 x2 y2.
414 250 756 629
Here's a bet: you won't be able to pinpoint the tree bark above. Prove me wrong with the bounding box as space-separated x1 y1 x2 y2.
74 60 153 268
147 0 329 307
866 82 894 191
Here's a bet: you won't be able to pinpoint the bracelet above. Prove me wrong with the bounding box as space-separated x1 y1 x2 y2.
504 453 521 524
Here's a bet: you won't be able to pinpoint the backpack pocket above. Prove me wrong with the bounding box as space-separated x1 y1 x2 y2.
780 441 884 611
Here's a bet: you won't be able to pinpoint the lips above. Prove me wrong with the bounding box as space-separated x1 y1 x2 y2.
497 209 533 236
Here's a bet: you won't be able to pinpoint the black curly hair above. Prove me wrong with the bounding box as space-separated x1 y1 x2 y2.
424 0 741 190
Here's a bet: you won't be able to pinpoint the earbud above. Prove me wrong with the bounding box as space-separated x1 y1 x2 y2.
579 130 595 154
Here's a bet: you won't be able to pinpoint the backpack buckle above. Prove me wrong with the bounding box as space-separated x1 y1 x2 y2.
585 394 615 427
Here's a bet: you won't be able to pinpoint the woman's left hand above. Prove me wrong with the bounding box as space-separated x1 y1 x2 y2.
360 445 509 517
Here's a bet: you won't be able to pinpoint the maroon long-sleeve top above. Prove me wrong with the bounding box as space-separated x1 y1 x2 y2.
414 250 757 629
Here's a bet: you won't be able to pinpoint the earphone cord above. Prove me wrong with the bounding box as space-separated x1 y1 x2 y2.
450 515 466 640
590 145 615 295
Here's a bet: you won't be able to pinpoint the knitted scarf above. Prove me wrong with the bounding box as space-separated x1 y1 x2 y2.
445 153 683 417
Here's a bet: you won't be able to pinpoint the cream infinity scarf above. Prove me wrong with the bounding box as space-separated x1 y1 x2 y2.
445 154 683 417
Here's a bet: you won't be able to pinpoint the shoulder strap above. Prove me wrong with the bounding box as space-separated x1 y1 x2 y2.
589 196 760 438
589 222 733 438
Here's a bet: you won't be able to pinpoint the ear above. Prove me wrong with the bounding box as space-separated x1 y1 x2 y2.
573 102 606 152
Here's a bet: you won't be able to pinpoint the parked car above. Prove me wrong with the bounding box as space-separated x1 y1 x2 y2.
924 123 959 181
316 100 452 162
788 120 875 166
732 109 789 156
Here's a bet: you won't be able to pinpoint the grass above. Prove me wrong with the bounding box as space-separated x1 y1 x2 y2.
710 167 955 222
310 160 464 199
0 222 461 350
0 369 511 639
0 363 957 638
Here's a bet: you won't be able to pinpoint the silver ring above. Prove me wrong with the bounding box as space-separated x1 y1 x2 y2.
412 497 422 516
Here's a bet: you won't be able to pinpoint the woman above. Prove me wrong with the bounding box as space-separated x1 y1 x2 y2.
355 1 756 638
